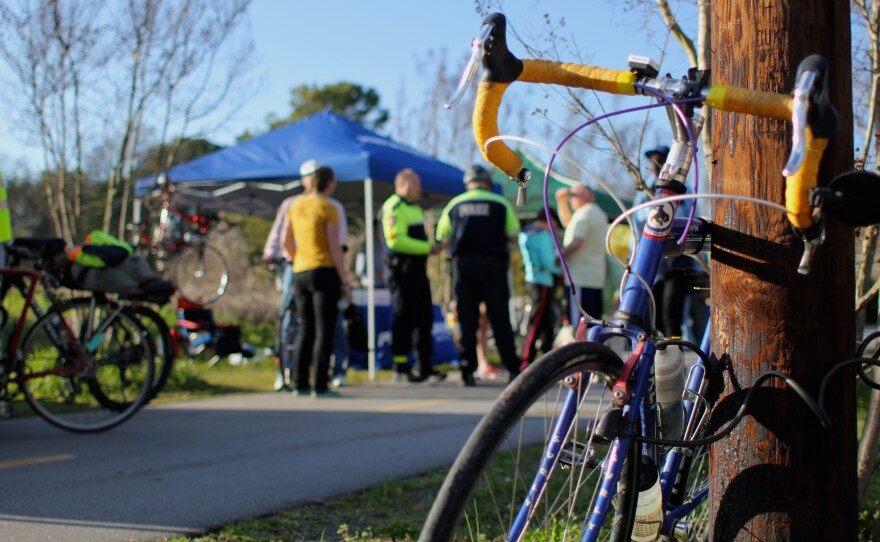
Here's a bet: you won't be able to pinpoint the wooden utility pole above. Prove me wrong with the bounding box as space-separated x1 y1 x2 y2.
709 1 855 540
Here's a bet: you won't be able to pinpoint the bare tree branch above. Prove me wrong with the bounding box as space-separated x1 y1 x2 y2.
657 0 697 67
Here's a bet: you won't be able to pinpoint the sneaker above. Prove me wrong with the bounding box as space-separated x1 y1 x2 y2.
407 372 428 383
291 388 311 397
311 389 342 398
392 372 411 384
462 373 477 387
429 372 448 383
273 373 285 392
476 365 503 381
331 374 347 388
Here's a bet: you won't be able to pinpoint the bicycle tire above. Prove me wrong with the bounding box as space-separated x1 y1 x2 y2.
671 445 709 541
278 303 297 388
18 299 155 432
173 244 229 305
65 297 175 401
420 341 639 542
129 303 175 399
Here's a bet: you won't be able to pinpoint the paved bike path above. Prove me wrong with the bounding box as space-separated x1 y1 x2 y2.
0 375 505 542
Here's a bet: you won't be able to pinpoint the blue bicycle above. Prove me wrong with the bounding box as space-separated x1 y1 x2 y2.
418 12 863 542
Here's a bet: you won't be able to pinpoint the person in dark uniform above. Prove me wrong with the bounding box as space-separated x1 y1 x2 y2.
436 165 522 386
380 168 444 383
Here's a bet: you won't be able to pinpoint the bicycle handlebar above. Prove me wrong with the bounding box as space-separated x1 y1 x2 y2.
450 13 839 269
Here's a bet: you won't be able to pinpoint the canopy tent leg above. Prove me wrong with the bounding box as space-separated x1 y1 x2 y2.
365 177 376 381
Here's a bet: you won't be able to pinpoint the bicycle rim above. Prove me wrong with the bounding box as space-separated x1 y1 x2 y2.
19 300 155 433
673 445 709 541
420 341 639 542
174 244 228 305
130 304 175 399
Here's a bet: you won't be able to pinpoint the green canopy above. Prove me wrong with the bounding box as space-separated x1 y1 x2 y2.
491 148 631 219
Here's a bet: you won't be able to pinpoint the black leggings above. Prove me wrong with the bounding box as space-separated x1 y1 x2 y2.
453 254 519 377
293 267 341 393
522 283 556 369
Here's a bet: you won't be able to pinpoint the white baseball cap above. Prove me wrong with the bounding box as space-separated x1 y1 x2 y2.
299 159 322 177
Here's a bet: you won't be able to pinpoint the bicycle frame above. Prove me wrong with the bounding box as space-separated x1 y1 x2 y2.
507 127 713 541
152 200 211 254
424 14 844 540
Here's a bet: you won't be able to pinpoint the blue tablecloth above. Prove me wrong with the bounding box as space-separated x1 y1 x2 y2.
348 302 459 370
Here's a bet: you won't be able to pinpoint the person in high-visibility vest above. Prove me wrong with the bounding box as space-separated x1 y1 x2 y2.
0 170 12 269
380 169 445 383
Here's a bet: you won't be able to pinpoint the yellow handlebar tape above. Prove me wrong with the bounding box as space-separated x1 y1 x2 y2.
706 85 792 120
707 85 823 230
474 65 819 232
473 81 521 178
786 130 826 230
473 59 636 179
519 59 636 95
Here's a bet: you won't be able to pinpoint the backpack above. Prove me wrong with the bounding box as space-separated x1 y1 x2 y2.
68 230 133 268
343 303 368 352
67 230 170 298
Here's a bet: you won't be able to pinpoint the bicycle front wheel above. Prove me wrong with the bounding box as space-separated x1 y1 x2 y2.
64 298 175 401
173 244 228 305
18 300 155 433
129 303 175 399
673 445 709 541
420 341 639 542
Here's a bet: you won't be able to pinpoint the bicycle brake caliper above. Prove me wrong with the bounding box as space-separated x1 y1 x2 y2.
611 340 646 405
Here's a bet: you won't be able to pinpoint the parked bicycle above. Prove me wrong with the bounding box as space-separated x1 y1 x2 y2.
0 239 155 433
420 13 873 541
64 290 176 402
131 174 229 305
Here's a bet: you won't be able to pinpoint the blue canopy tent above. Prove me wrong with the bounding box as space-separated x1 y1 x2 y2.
134 110 464 215
134 110 466 378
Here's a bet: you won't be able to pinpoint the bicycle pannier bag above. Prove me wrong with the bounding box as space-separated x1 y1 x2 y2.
72 254 156 295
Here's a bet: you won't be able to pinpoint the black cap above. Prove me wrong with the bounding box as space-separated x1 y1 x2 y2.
464 164 492 185
644 146 670 159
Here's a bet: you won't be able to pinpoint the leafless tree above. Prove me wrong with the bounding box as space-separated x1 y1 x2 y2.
470 0 707 200
101 0 254 238
0 0 111 243
851 0 880 511
0 0 254 242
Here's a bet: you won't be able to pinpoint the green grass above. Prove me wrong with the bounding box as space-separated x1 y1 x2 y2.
12 298 875 542
156 363 880 542
164 464 449 542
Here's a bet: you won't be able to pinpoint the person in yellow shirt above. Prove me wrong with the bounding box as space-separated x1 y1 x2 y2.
285 166 351 397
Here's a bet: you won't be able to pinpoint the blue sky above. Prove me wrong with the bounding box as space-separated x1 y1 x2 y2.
212 0 692 146
0 1 693 174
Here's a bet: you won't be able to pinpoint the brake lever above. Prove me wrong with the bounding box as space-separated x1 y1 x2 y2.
782 69 816 177
797 223 825 275
445 23 493 109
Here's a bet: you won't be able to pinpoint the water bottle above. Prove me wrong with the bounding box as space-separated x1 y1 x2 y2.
632 459 663 542
654 345 685 441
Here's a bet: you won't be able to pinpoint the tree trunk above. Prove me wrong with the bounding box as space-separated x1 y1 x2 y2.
697 0 713 187
709 1 855 540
